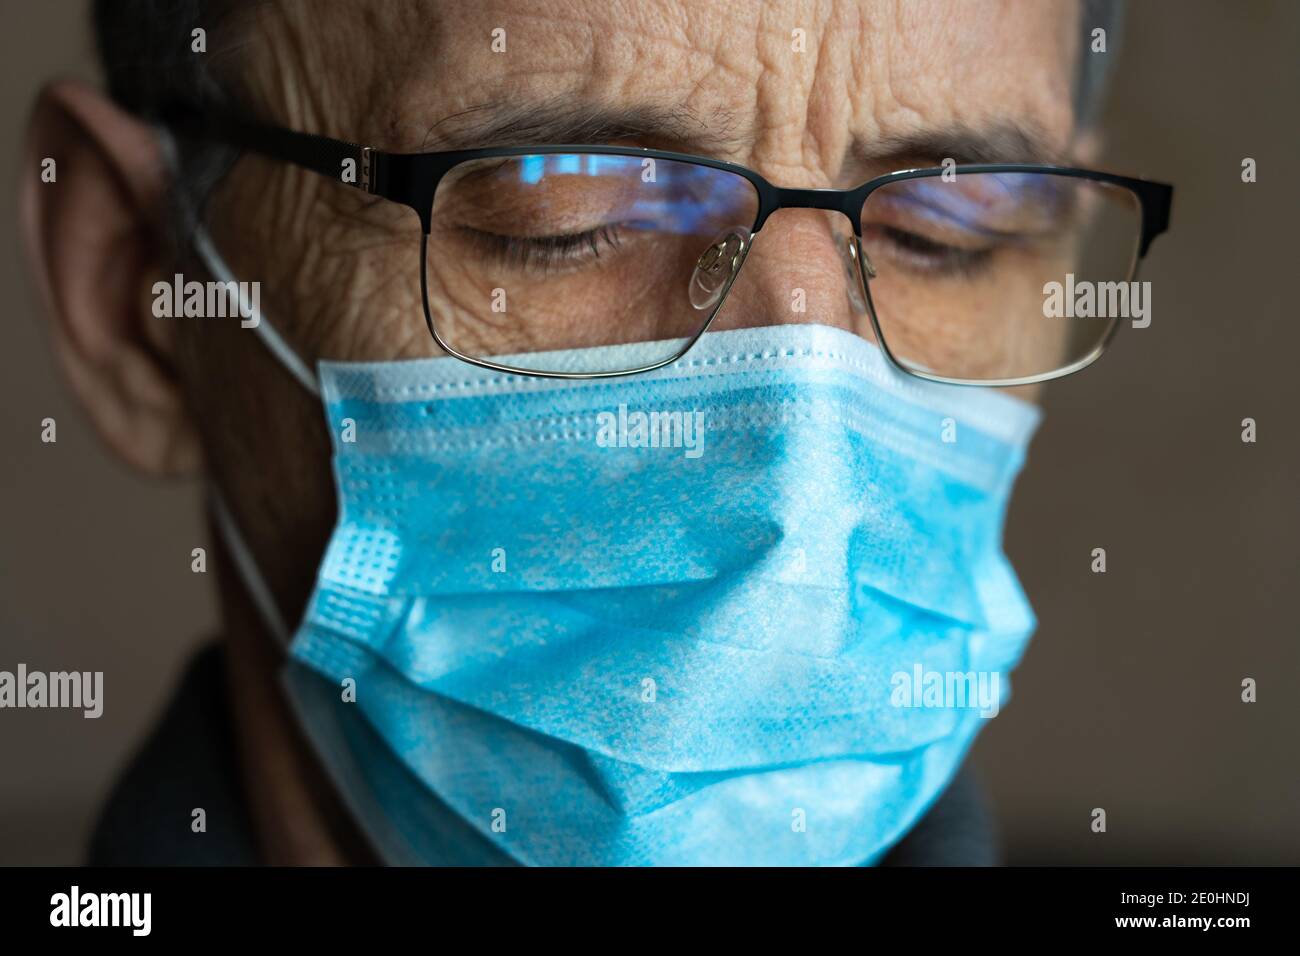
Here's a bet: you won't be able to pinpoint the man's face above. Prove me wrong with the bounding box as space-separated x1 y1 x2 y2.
181 0 1078 618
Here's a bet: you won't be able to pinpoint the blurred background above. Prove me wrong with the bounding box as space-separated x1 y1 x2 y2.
2 1 1297 865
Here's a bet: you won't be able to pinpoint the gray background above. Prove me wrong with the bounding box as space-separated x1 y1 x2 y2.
2 1 1297 864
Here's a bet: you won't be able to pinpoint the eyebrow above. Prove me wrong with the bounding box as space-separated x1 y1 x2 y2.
416 98 1064 168
853 123 1066 168
416 97 746 154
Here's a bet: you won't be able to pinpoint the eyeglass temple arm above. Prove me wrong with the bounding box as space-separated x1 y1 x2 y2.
1132 179 1173 257
158 104 401 198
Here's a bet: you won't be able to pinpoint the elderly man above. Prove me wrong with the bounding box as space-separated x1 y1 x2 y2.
20 0 1168 865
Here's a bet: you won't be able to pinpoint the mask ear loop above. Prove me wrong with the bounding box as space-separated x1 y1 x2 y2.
190 226 321 396
209 488 294 650
154 124 318 651
153 124 321 397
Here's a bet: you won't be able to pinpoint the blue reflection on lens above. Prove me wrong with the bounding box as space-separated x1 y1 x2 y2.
873 173 1069 238
520 155 546 184
512 154 754 236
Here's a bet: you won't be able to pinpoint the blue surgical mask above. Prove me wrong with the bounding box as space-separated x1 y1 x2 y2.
197 226 1041 866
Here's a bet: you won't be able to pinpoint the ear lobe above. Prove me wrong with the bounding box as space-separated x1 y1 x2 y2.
19 78 204 477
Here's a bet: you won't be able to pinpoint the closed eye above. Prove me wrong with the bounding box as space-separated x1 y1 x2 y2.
457 224 626 274
864 224 1000 278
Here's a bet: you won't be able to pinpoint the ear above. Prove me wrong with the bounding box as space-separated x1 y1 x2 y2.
18 78 203 476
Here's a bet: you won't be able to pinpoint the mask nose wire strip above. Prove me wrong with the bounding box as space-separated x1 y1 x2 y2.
209 487 294 651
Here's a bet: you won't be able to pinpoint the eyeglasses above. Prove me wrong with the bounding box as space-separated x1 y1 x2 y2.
162 106 1173 386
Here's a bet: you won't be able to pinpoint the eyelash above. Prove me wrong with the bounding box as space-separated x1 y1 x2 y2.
461 221 998 281
462 225 625 273
868 225 1000 278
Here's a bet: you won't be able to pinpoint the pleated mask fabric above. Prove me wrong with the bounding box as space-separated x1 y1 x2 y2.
276 322 1041 866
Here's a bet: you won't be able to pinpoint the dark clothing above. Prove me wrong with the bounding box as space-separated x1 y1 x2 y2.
89 642 998 866
89 643 259 865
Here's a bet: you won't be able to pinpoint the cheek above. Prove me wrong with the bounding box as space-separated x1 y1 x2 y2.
308 237 430 362
174 303 339 607
422 221 726 358
1001 380 1043 404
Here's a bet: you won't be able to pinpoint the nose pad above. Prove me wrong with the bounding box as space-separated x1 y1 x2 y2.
839 236 874 313
689 227 751 311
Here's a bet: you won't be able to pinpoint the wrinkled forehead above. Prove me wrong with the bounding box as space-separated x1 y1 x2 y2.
235 0 1080 168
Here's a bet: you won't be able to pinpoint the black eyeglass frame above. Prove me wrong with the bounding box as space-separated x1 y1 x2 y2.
162 106 1174 386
